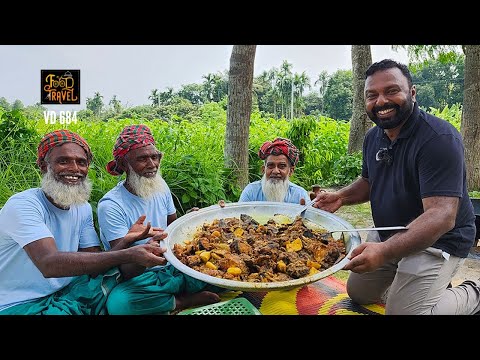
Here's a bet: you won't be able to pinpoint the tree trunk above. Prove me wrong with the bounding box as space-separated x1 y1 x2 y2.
348 45 373 154
461 45 480 191
224 45 257 190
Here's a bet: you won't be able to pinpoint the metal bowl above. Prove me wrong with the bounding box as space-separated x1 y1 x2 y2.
161 201 360 291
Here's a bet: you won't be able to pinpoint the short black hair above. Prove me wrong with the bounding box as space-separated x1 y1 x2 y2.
365 59 413 88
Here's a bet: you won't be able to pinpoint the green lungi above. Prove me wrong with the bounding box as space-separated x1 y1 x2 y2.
106 264 222 315
0 267 121 315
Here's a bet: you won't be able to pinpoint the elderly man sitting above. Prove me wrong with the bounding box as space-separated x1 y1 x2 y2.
240 137 309 204
98 124 221 315
0 130 166 315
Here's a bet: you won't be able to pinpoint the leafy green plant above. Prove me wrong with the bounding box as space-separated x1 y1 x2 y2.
0 109 38 145
293 116 351 189
0 110 40 205
331 152 362 186
1 106 363 212
285 116 317 164
469 191 480 199
427 103 462 130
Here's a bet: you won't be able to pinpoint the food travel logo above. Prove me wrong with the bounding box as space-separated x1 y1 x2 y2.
41 70 80 105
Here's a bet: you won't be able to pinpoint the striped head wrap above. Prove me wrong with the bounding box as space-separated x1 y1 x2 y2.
106 124 156 176
37 129 92 166
258 137 300 167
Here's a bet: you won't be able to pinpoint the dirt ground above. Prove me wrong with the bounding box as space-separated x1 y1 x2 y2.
452 244 480 285
333 202 480 286
453 256 480 286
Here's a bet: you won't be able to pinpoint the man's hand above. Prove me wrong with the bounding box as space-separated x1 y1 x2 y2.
129 243 168 268
342 242 387 273
124 215 167 245
313 191 342 213
186 207 200 214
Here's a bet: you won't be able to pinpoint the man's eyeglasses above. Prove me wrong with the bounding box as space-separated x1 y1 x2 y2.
376 148 393 166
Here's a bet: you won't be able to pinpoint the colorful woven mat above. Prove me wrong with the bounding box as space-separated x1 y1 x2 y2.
218 274 385 315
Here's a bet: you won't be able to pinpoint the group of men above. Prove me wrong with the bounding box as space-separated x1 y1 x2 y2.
0 125 220 315
1 59 479 315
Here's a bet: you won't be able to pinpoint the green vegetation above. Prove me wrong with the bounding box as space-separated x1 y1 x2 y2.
0 101 467 215
0 109 41 201
427 103 462 130
469 191 480 199
335 202 373 229
409 52 464 110
0 104 357 213
0 48 469 215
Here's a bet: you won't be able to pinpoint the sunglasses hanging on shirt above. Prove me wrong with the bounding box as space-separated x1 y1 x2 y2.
375 147 393 166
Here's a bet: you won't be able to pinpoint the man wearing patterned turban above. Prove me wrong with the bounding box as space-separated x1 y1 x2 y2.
98 124 221 315
239 137 309 204
36 129 93 209
0 129 167 315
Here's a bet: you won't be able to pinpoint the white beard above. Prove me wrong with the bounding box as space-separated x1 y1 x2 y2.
261 173 290 202
41 166 92 208
126 164 166 199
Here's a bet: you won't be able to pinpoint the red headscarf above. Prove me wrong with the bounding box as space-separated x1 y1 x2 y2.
37 129 92 166
258 137 299 166
106 124 156 176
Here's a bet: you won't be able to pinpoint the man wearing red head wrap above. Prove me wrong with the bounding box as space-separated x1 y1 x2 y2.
258 137 300 168
240 137 309 204
106 124 156 176
0 130 168 315
98 124 221 315
36 129 93 167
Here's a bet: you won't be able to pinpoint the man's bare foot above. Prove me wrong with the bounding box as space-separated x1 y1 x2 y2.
174 291 220 312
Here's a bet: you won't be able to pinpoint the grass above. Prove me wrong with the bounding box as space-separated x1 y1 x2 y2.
335 202 373 229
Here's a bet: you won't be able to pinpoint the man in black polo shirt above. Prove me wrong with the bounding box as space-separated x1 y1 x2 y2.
314 59 480 315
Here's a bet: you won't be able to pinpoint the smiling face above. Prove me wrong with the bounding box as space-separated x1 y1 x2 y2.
40 142 89 184
40 142 92 208
364 67 416 130
123 144 166 198
124 144 162 178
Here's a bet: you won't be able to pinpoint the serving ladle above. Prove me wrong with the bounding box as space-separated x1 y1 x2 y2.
320 226 408 239
291 200 408 237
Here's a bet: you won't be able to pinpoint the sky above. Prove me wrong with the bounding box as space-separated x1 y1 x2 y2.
0 45 409 112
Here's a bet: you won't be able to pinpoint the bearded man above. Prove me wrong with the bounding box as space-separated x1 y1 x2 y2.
98 124 221 315
314 59 480 315
239 137 309 204
0 130 167 315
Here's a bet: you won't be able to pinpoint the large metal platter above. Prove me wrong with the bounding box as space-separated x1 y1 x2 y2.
161 201 360 291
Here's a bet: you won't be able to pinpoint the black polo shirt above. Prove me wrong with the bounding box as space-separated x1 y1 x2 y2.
362 102 476 258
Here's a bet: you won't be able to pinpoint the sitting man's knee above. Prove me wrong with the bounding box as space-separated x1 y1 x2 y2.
106 286 131 315
346 276 383 305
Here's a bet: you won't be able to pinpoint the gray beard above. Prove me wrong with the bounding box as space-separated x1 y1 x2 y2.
126 164 166 199
41 166 92 208
261 173 290 202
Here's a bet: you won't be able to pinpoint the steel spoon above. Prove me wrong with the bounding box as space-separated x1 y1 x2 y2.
321 226 408 238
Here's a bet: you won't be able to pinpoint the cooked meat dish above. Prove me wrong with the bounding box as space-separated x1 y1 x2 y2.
172 214 346 283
